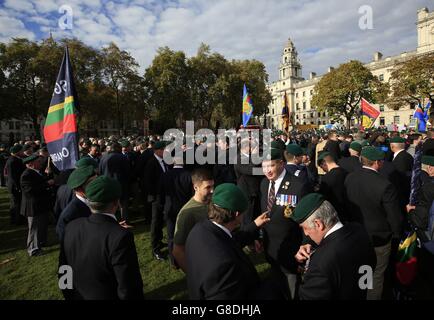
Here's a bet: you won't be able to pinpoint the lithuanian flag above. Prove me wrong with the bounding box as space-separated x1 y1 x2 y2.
396 232 418 286
43 47 79 170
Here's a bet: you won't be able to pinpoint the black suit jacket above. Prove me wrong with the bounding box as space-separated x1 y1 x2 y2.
5 155 25 193
60 214 144 300
185 219 260 300
338 156 361 174
260 172 310 272
344 168 403 246
54 184 74 221
392 150 414 206
20 168 50 217
143 155 168 198
299 223 376 300
324 140 341 160
99 152 130 199
162 167 192 219
319 167 348 221
56 196 91 241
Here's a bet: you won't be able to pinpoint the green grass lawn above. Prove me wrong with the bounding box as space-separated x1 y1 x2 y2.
0 188 269 300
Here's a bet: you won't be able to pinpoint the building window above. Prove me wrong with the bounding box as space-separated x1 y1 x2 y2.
310 90 313 95
272 109 274 115
303 114 306 119
283 69 286 78
310 121 314 124
8 122 14 130
322 121 326 125
296 103 299 110
303 102 306 110
394 116 400 124
379 105 384 112
380 117 385 125
303 91 305 97
285 57 288 63
303 122 306 125
15 122 21 130
296 115 299 119
318 119 321 124
379 74 384 81
296 93 298 98
283 82 285 86
310 113 314 118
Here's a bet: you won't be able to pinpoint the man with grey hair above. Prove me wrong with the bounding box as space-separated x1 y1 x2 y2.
292 193 376 300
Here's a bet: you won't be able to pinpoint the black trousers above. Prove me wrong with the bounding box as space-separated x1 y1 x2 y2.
9 188 24 225
150 197 164 251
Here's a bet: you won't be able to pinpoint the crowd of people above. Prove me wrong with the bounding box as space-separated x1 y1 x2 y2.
0 126 433 300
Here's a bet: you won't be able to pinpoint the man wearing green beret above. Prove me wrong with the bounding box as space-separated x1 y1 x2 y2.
185 183 271 300
56 165 97 241
344 146 403 300
284 144 313 189
260 149 310 299
323 131 341 162
81 144 101 165
338 142 362 173
20 154 55 256
5 144 26 225
406 155 434 298
60 176 144 300
390 136 413 208
292 193 376 299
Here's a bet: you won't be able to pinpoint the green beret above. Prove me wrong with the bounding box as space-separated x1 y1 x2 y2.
154 140 168 150
22 154 40 164
361 146 385 161
390 136 406 144
291 193 325 223
349 142 362 153
67 166 96 189
360 140 370 147
286 144 303 156
422 155 434 166
271 140 285 151
317 151 331 162
76 157 98 169
85 176 121 203
22 144 33 152
212 183 248 212
120 140 130 148
269 148 283 160
10 144 23 154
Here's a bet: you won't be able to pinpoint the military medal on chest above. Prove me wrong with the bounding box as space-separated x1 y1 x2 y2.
284 195 298 218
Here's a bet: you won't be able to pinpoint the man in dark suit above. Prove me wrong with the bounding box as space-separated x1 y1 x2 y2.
260 147 310 299
292 193 376 300
56 165 96 241
161 157 192 266
317 151 348 222
323 131 341 161
144 140 170 260
338 141 362 174
60 176 143 300
284 144 313 190
81 144 100 165
185 183 270 300
344 146 403 300
234 138 262 229
390 136 413 208
20 154 54 256
5 144 25 225
99 142 131 226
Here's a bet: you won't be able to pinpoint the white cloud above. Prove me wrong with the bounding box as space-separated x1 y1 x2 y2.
0 15 35 42
0 0 433 81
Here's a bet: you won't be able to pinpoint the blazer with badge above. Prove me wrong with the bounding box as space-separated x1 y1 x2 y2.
260 171 310 273
20 168 50 217
299 223 376 300
60 213 144 300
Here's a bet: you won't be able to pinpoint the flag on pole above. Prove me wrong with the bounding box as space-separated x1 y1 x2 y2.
413 102 428 132
242 84 253 127
361 98 380 129
43 47 79 170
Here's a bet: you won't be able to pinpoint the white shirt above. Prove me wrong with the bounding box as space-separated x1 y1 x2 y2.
173 165 183 169
29 168 42 175
212 221 232 238
98 212 117 222
393 149 405 160
154 154 166 172
75 193 88 205
268 169 286 196
362 166 378 173
324 221 344 239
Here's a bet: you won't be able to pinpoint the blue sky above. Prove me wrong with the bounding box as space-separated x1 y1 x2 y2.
0 0 432 81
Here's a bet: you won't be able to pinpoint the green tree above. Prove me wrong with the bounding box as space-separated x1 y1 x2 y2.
144 47 192 130
311 60 388 129
387 52 434 123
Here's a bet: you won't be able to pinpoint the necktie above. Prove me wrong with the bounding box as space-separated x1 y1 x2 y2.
161 160 166 172
267 180 275 212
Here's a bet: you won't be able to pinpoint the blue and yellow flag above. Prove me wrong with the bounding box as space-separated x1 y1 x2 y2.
242 84 253 127
43 47 79 170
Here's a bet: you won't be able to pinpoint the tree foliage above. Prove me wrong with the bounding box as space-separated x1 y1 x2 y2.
312 60 388 129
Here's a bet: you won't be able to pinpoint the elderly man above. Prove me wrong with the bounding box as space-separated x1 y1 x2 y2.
390 136 413 208
5 144 26 225
20 154 54 256
338 142 362 174
60 176 143 300
260 146 310 299
345 146 403 300
292 193 376 300
185 183 270 300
